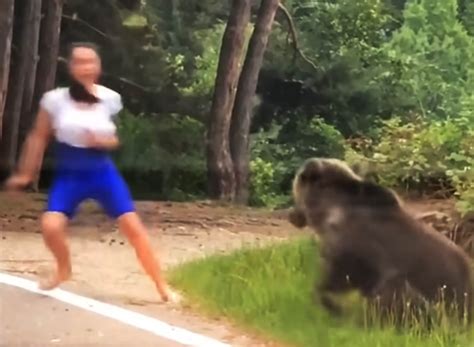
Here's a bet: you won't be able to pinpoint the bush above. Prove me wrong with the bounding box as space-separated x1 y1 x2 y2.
249 157 289 208
249 117 346 207
249 123 291 208
114 110 206 200
345 113 474 213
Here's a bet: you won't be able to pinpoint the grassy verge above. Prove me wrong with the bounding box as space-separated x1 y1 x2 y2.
169 238 473 347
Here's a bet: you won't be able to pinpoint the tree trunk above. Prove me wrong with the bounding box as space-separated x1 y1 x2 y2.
0 0 14 142
31 0 63 191
33 0 63 112
0 1 39 173
230 0 279 204
206 0 251 201
18 0 42 151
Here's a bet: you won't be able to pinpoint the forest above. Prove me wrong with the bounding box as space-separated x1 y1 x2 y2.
2 1 474 346
0 0 473 211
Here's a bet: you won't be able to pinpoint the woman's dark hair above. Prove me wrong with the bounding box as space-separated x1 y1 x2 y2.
67 42 101 104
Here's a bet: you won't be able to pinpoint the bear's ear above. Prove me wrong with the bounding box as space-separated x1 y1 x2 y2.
357 181 401 207
349 161 375 181
349 163 365 179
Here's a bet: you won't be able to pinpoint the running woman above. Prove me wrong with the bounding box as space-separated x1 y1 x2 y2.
5 42 173 302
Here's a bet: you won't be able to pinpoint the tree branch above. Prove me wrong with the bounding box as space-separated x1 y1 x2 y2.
62 14 117 41
57 56 149 92
277 3 319 72
56 56 206 119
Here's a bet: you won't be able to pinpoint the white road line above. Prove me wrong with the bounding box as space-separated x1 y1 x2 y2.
0 272 231 347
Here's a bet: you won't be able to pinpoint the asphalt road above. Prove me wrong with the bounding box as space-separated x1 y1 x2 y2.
0 284 185 347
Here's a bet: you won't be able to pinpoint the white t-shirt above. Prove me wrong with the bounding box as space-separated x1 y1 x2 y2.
40 85 123 148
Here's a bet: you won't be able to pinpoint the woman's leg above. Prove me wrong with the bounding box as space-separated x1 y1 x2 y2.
41 170 85 290
39 212 72 290
117 212 170 301
94 165 172 301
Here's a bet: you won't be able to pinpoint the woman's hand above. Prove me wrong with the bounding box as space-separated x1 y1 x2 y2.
84 131 119 150
5 108 52 192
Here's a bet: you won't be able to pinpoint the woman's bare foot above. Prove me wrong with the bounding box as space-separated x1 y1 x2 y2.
38 266 71 291
168 288 182 304
156 282 170 302
156 283 181 303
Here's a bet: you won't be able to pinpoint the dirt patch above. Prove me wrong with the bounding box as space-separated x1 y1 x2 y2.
405 197 458 218
0 192 291 235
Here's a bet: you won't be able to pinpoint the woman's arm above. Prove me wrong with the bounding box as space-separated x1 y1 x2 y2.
5 108 52 188
84 89 122 151
85 131 120 151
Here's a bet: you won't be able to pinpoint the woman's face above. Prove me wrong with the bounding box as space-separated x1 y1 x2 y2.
69 47 101 86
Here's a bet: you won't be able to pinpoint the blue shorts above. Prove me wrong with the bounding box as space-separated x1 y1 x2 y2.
46 142 135 219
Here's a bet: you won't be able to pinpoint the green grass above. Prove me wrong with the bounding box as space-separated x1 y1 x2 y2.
169 238 474 347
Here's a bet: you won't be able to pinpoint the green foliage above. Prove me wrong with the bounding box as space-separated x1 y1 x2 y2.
338 0 474 214
446 94 474 213
460 0 474 35
346 111 474 212
284 117 346 161
249 158 288 208
264 0 395 135
114 111 162 172
369 117 459 187
295 0 391 64
380 0 474 119
249 124 290 208
152 113 207 201
121 13 148 29
114 110 206 200
249 117 345 207
170 238 474 347
178 23 225 98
